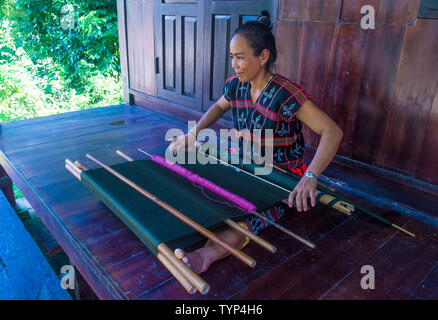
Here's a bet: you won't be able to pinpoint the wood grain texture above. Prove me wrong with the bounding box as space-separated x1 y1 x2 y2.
126 0 156 96
380 19 438 184
341 0 421 25
323 23 368 157
273 20 303 82
350 24 405 165
273 0 437 185
279 0 343 22
0 104 436 299
296 21 338 148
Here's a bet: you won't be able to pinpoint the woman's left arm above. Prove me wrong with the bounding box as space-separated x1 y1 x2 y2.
288 99 343 212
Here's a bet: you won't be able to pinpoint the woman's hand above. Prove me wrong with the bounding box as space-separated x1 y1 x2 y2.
288 176 318 212
168 132 197 155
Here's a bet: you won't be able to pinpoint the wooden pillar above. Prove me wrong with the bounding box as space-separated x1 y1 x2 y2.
117 0 134 105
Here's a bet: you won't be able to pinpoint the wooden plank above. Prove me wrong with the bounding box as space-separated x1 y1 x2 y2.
230 207 413 299
376 0 421 25
379 19 438 182
182 16 197 96
141 0 156 96
211 15 232 101
0 107 156 150
408 261 438 300
323 23 368 158
341 0 420 25
272 20 303 83
141 202 351 299
351 24 405 165
279 0 342 22
415 81 438 185
164 15 176 90
296 21 337 147
321 219 438 299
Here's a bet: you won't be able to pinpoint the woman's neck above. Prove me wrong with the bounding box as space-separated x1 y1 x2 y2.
250 69 273 91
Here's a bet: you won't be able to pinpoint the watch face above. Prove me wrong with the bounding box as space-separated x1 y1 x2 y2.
305 171 315 178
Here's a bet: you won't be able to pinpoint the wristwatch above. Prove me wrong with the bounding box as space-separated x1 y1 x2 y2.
304 170 318 179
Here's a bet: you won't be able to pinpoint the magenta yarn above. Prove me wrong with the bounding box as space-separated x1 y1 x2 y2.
151 155 257 213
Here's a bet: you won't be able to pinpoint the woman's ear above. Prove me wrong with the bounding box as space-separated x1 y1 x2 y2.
260 49 270 66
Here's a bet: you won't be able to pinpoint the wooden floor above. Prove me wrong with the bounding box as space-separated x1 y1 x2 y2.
0 102 437 300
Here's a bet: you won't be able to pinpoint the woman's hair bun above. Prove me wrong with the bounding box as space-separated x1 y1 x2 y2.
257 10 272 30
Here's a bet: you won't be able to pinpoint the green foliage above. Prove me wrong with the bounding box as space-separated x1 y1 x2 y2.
13 183 23 199
0 0 122 122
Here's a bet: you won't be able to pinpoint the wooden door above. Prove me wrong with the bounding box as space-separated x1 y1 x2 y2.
202 0 277 119
154 0 204 110
154 0 276 115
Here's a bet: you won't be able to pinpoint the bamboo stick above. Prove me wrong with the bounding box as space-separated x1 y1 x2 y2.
138 148 315 249
158 243 210 295
116 150 134 162
271 164 354 214
121 149 276 252
74 160 90 171
224 219 277 253
65 159 82 175
157 252 197 295
65 163 81 181
86 153 257 268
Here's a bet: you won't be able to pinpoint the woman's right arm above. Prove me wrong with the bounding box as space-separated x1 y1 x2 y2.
169 95 231 153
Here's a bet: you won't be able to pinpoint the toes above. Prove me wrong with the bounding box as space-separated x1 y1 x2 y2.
182 257 191 268
174 248 185 259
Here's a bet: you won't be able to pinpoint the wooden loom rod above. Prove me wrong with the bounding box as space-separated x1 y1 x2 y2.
156 252 197 295
138 148 315 249
115 149 210 292
65 157 204 294
116 149 134 162
273 162 415 237
65 159 81 174
271 164 355 214
74 160 91 171
85 153 257 269
205 147 353 215
224 219 277 253
65 163 81 181
157 243 210 295
130 149 278 253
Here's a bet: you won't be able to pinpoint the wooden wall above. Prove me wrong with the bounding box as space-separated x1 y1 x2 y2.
274 0 438 186
117 0 438 186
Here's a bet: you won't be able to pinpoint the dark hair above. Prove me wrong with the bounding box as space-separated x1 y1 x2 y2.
233 10 277 70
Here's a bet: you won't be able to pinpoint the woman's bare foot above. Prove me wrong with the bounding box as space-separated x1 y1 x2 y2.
174 227 247 274
174 248 213 274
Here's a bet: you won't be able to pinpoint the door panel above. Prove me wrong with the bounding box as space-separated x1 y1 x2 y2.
155 1 204 110
154 0 276 115
164 16 176 90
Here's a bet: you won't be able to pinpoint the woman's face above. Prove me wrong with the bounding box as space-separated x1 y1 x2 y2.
230 34 268 83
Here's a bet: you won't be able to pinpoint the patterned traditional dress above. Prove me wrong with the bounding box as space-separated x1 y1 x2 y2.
223 73 310 235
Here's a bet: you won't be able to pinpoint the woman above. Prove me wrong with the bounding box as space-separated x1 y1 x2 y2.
169 11 343 274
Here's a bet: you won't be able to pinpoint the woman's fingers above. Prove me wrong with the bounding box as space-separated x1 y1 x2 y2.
289 188 316 212
301 191 308 212
288 189 297 208
310 189 316 207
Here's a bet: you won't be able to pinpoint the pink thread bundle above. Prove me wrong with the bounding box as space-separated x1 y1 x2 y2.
151 155 257 213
